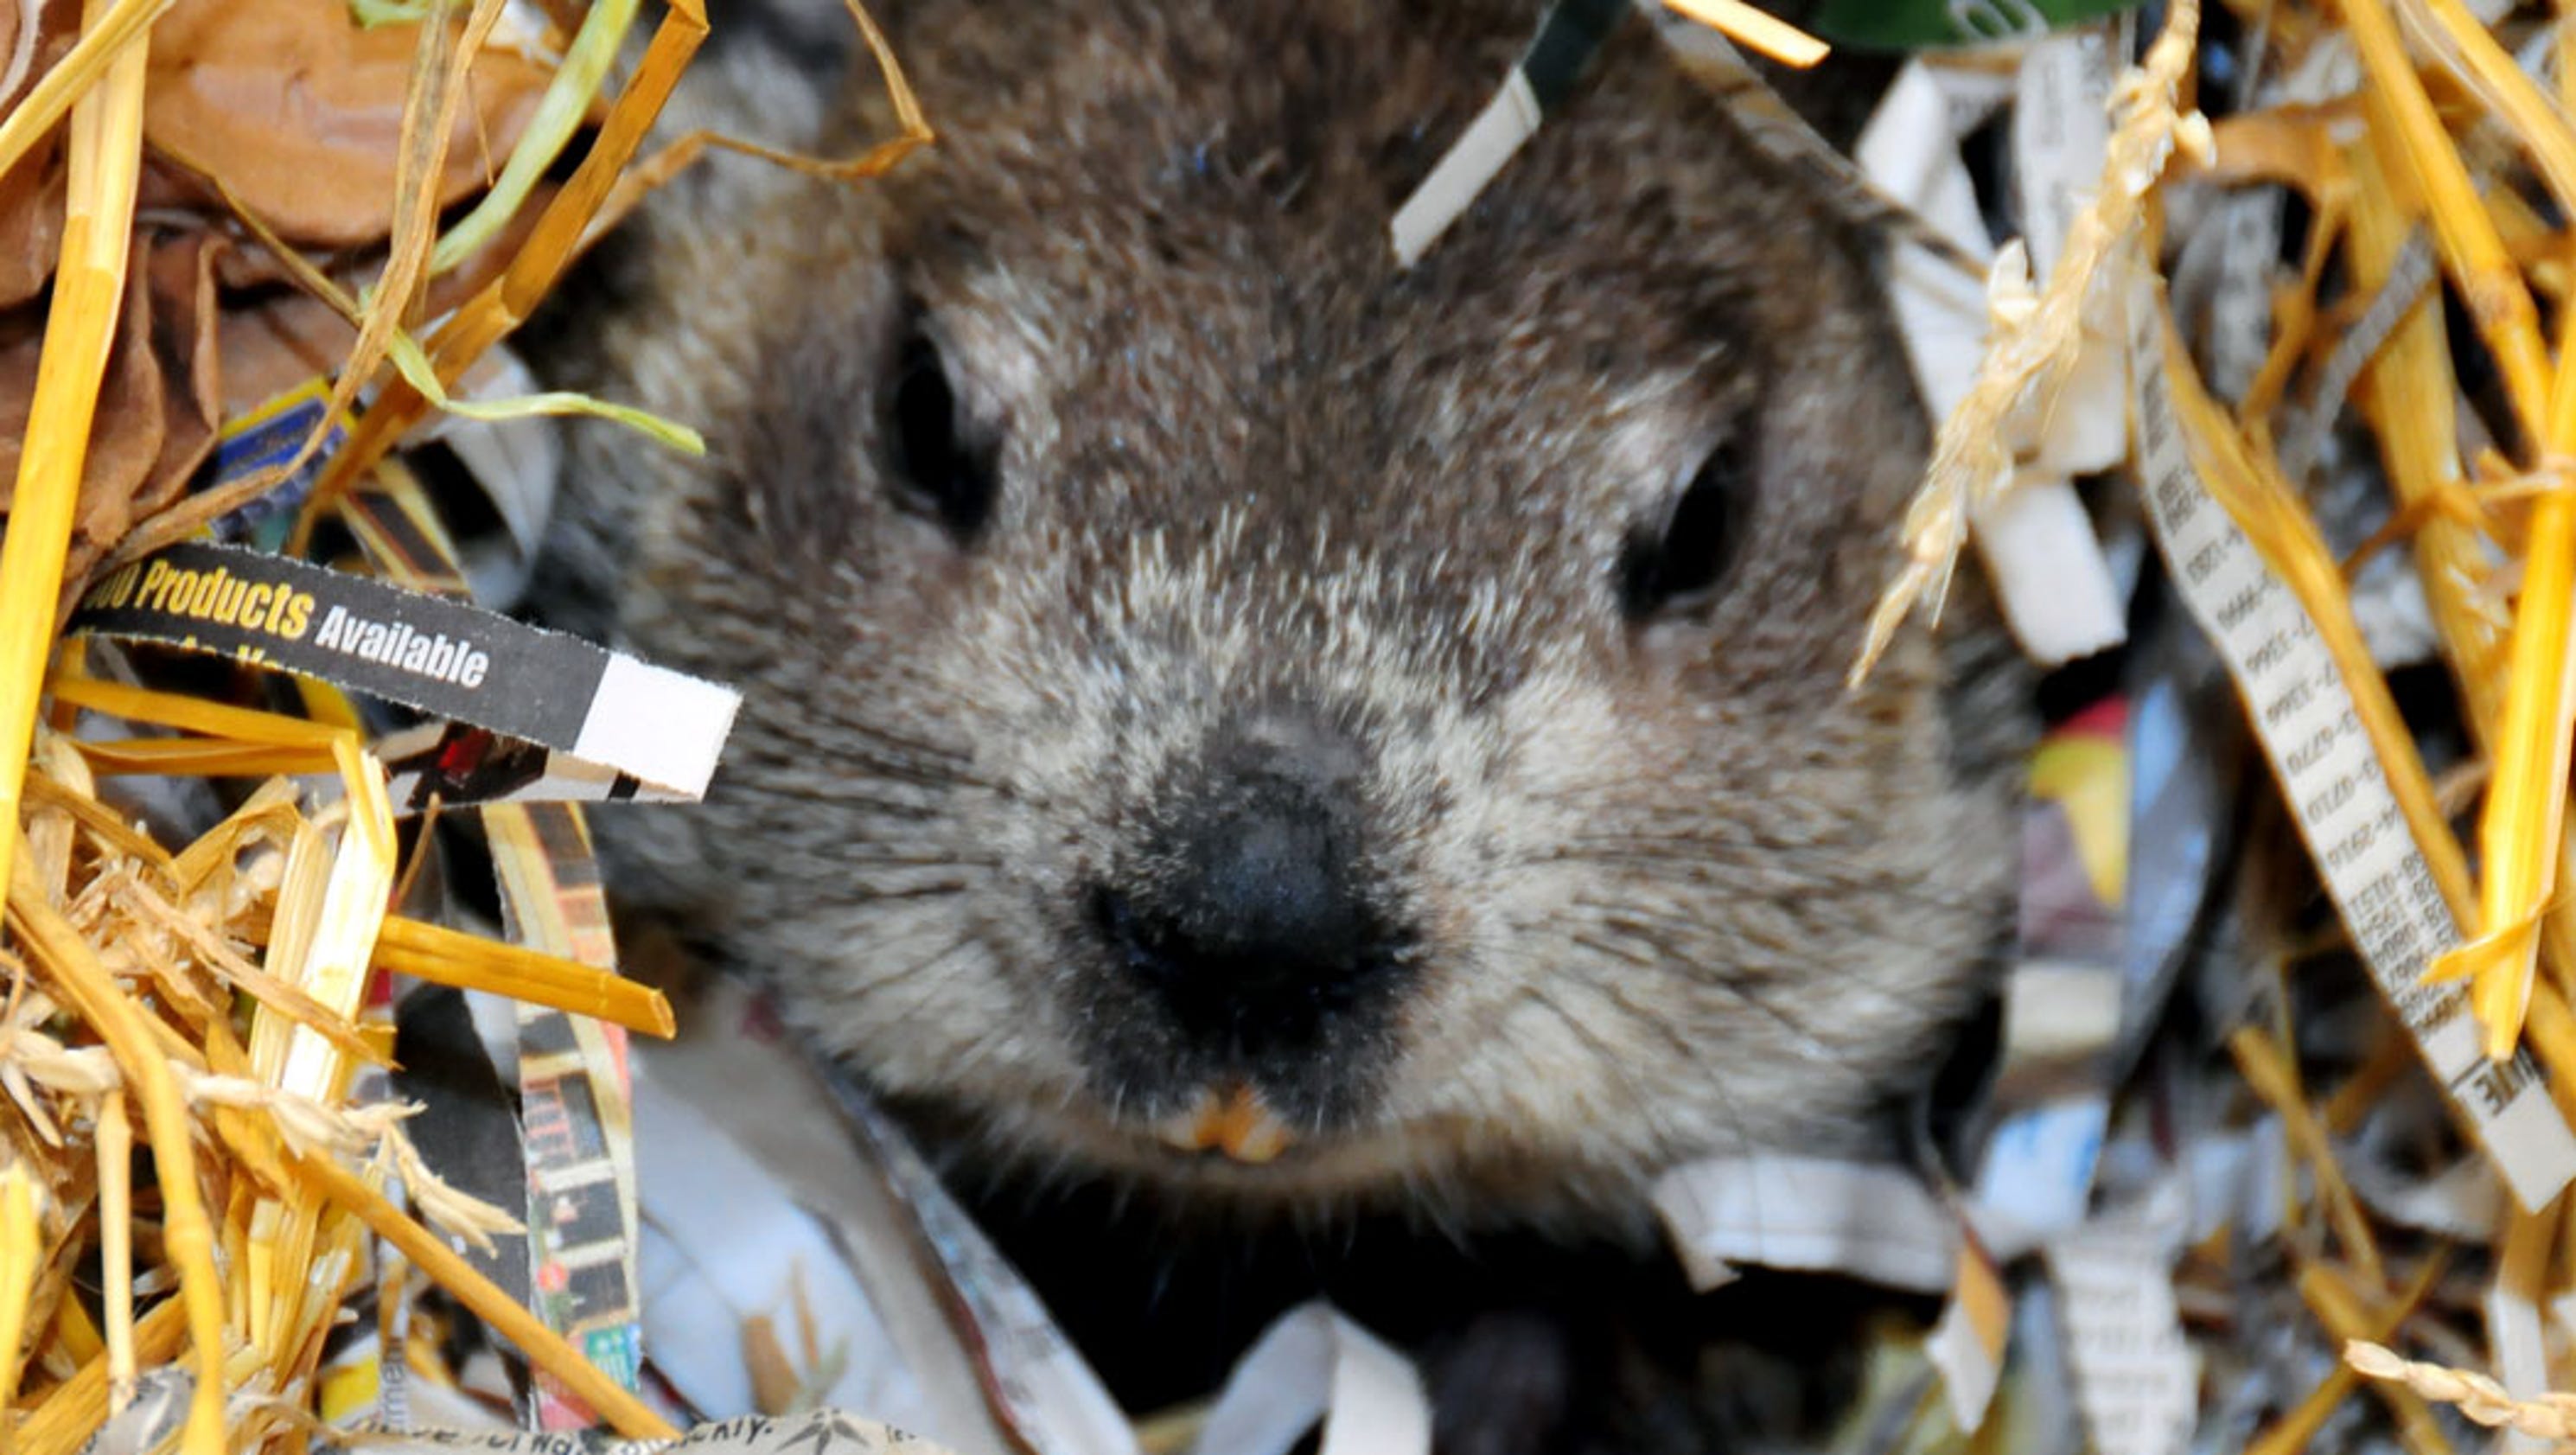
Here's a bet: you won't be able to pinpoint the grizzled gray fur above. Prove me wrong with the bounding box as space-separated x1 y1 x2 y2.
536 0 2024 1224
535 0 2022 1287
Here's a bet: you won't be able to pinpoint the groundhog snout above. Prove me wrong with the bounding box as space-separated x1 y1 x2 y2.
1087 714 1410 1052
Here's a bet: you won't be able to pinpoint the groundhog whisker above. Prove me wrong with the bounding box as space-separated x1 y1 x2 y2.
744 854 1005 886
726 737 1000 792
725 782 955 820
779 846 1008 868
868 937 1019 1046
834 881 983 903
752 716 1004 788
1567 925 1852 1066
839 933 986 1001
758 750 1006 797
1559 897 1932 1028
799 705 985 765
1517 977 1728 1160
1547 843 2002 919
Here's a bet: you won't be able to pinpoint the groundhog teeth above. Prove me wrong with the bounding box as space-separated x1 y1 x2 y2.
1154 1085 1294 1165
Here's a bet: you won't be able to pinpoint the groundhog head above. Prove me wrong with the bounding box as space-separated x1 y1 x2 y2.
545 0 2024 1223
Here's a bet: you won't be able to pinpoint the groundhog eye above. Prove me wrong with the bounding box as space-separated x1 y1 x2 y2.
1616 437 1752 619
882 325 1000 539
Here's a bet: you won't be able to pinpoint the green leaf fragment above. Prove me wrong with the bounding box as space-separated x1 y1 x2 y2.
383 332 707 455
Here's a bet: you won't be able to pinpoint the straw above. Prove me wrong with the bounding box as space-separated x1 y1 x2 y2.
0 0 153 942
373 915 676 1036
1660 0 1828 67
2342 0 2576 1056
10 849 226 1455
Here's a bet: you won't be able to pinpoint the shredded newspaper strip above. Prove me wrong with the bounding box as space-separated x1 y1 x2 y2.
491 804 648 1430
2127 262 2576 1210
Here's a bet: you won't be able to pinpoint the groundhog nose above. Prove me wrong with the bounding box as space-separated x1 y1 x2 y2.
1094 731 1392 1043
1167 788 1364 976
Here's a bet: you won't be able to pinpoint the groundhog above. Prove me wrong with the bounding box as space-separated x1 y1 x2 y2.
528 1 2028 1446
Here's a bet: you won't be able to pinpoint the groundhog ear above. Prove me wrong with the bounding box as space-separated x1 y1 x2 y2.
1616 434 1754 620
879 318 1003 541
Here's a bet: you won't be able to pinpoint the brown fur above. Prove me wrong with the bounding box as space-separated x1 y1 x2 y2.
532 0 2024 1232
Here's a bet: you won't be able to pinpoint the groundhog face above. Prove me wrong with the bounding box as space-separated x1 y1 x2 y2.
570 0 2022 1220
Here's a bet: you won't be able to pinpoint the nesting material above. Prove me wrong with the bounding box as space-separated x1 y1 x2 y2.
1834 1 2576 1449
29 0 2576 1453
0 1 921 1450
7 675 675 1450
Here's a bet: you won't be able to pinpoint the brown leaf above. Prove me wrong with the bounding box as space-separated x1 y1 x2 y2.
140 230 224 514
0 258 163 571
0 233 226 592
0 132 64 309
143 0 555 247
214 289 348 418
0 2 81 308
72 269 163 525
0 0 80 114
